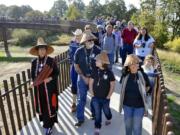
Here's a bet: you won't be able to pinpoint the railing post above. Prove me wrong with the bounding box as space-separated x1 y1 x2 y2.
3 80 16 134
10 76 22 130
27 69 36 117
0 90 10 135
16 73 27 125
22 71 32 121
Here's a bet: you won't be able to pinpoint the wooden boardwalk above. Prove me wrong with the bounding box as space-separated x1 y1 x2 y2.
17 64 152 135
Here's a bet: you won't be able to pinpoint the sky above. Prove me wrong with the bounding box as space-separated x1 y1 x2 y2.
0 0 140 12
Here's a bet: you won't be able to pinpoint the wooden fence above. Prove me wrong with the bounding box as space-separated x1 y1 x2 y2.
0 51 70 135
152 50 175 135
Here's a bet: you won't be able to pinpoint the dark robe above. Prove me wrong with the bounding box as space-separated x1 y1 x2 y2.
31 56 59 128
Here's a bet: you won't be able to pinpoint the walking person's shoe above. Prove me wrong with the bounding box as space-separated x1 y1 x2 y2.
94 128 100 135
71 103 76 112
90 114 95 120
105 120 111 126
74 120 84 127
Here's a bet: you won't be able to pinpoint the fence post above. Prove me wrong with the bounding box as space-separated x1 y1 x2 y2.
16 73 27 125
27 69 36 117
10 76 22 130
3 80 16 134
0 90 10 135
22 71 32 121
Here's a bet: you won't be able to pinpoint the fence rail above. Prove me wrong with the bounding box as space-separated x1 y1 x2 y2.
0 51 70 135
152 50 175 135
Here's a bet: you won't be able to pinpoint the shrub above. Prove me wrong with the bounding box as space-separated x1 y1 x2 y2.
164 37 180 53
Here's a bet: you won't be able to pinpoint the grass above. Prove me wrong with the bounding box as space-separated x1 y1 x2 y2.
52 34 72 45
167 95 180 135
157 49 180 73
0 57 33 62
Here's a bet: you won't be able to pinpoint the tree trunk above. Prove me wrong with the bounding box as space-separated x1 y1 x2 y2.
2 27 11 57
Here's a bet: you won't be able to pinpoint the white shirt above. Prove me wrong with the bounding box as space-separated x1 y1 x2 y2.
134 36 155 57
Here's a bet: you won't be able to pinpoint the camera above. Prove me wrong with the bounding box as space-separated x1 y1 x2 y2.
141 42 146 48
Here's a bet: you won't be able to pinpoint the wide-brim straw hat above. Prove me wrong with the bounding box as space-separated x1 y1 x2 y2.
72 29 83 36
95 51 110 64
124 54 142 67
29 37 54 56
80 31 97 44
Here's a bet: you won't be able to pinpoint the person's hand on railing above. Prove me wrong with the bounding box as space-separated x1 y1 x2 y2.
44 77 52 83
29 82 34 89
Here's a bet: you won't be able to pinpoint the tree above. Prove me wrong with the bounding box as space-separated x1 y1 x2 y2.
25 10 44 20
125 4 138 21
159 0 180 39
66 4 81 20
73 0 85 12
85 0 103 20
0 4 7 16
20 5 33 17
140 0 157 14
6 5 22 19
49 0 68 17
103 0 127 20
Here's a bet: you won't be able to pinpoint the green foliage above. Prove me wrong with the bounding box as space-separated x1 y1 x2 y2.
25 10 44 20
11 29 59 47
49 0 68 17
164 37 180 53
12 29 31 39
131 10 155 32
104 0 127 20
125 4 138 21
151 22 168 48
85 0 103 20
66 4 81 20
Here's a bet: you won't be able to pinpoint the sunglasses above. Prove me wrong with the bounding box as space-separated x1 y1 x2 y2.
86 40 93 42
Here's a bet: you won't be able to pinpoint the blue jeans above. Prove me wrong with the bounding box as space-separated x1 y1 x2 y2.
70 64 78 94
121 44 134 65
76 76 88 121
123 105 144 135
107 53 114 70
92 97 112 129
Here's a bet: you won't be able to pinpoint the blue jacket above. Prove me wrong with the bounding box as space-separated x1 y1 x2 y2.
68 40 80 64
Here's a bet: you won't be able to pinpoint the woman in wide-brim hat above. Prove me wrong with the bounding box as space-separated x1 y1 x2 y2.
30 37 59 135
119 54 151 135
69 29 82 113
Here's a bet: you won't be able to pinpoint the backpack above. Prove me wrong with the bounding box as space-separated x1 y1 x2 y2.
102 33 116 46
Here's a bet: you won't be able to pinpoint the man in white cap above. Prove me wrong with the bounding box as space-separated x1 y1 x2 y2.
68 29 83 113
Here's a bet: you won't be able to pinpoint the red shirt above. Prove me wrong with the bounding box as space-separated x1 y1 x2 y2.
122 28 138 45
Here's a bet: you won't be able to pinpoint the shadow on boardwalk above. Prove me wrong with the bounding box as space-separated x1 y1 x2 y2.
17 64 152 135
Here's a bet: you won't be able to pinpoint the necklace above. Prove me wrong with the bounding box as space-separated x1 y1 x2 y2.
35 56 48 77
84 47 94 75
97 69 107 86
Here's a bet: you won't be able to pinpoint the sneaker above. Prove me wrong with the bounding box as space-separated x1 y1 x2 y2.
74 120 84 127
94 129 100 135
105 120 111 126
71 103 76 112
90 115 95 120
45 128 52 135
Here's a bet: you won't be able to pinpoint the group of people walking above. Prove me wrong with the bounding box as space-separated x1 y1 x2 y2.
29 18 158 135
